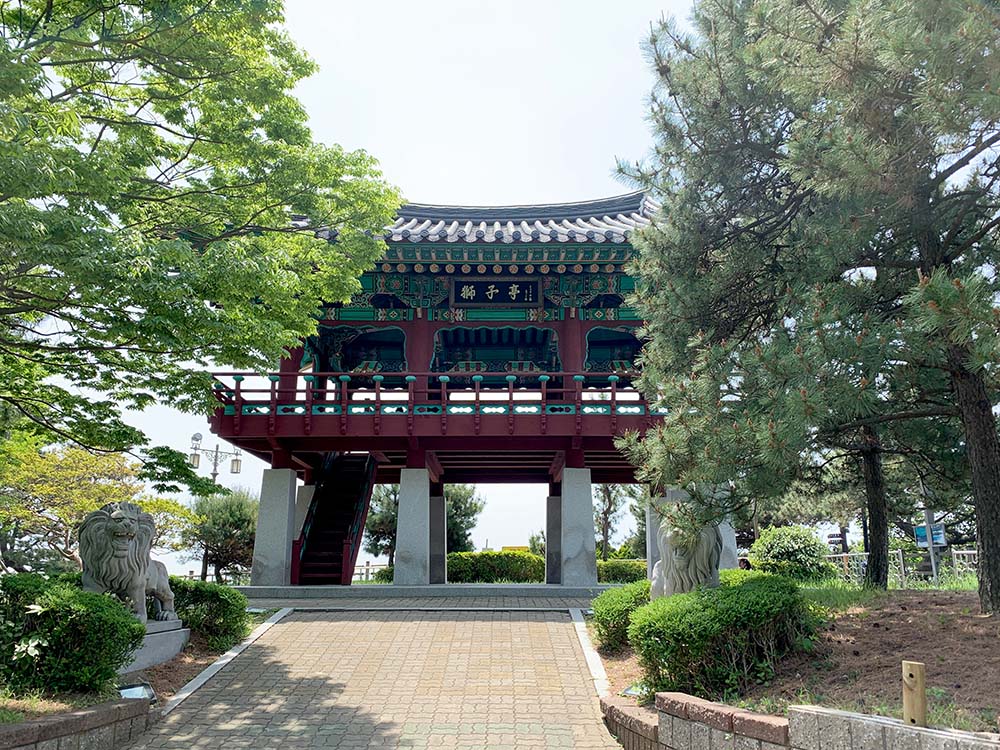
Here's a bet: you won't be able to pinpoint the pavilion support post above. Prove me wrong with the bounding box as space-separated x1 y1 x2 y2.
394 468 431 585
719 518 739 569
645 499 660 580
429 487 447 584
560 467 598 586
546 484 562 584
293 483 315 540
250 468 297 586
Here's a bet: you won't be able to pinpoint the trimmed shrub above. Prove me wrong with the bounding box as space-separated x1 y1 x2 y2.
628 573 812 698
445 551 544 583
597 559 646 583
168 577 250 652
0 574 144 693
749 525 836 581
718 568 770 587
373 566 394 583
590 579 651 651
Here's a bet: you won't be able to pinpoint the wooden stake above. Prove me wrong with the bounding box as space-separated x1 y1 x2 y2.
902 660 927 727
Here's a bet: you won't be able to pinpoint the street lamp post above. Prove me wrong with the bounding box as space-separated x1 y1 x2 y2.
188 432 242 483
187 433 243 582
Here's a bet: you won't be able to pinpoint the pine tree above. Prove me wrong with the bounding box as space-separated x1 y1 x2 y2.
625 0 999 609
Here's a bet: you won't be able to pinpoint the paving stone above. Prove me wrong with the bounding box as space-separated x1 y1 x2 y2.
125 604 617 749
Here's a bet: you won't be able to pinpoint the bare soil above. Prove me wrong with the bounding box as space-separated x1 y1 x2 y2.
595 590 1000 733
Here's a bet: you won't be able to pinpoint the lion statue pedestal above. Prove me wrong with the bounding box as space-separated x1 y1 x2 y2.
79 502 190 673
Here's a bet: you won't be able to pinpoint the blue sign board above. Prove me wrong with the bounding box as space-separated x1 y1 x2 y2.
914 523 946 548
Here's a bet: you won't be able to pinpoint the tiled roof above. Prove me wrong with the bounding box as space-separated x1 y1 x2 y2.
386 191 655 244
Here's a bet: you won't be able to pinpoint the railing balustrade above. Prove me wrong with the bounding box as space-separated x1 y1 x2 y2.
210 370 665 429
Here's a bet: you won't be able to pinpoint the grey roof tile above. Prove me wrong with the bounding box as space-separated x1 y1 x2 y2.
385 191 654 244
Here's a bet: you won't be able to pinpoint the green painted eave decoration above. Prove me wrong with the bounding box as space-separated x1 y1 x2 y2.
381 243 636 264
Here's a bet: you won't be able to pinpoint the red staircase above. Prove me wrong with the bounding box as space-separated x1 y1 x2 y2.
292 454 376 585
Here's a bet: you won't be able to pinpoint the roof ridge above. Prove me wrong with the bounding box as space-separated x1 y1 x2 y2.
396 191 650 222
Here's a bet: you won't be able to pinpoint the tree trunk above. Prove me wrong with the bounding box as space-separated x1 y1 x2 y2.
860 425 889 589
200 547 209 581
838 526 850 554
948 348 1000 614
213 562 223 584
861 508 870 553
387 544 394 567
601 514 611 561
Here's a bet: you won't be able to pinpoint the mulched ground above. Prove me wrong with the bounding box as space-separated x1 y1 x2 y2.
120 632 219 706
596 590 1000 733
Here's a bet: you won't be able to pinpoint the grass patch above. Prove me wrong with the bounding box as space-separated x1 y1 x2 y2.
800 578 883 612
735 689 997 734
899 573 978 592
0 687 114 725
248 608 280 626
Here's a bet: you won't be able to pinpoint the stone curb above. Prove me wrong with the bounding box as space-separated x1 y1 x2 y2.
570 607 610 697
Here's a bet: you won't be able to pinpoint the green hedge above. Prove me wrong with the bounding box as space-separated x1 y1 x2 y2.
749 526 836 581
373 566 394 583
168 577 250 652
590 579 651 651
445 551 545 583
628 573 812 698
0 573 144 693
597 559 646 583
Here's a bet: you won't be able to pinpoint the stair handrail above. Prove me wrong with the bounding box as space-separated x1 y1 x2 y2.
340 456 378 584
296 452 339 568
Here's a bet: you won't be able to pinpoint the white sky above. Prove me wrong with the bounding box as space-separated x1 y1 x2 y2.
133 0 695 573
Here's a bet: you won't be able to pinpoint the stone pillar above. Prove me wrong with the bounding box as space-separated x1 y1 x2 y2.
393 468 430 585
429 491 447 584
293 484 315 540
560 468 598 586
719 519 739 569
250 468 297 586
546 493 562 584
645 500 660 580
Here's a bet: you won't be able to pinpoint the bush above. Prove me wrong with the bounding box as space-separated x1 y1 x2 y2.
590 579 651 651
0 574 144 694
748 525 836 581
597 559 646 583
445 551 544 583
628 573 812 698
718 568 770 587
168 577 250 652
373 566 394 583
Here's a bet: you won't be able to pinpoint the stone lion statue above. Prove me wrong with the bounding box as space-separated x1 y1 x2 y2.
650 516 723 599
79 502 177 624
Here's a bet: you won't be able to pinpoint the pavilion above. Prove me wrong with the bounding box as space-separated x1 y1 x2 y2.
208 191 665 587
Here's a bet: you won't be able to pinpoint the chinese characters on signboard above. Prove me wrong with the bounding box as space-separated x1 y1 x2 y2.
450 279 542 308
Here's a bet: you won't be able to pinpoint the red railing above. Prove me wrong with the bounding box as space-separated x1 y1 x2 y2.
210 370 659 437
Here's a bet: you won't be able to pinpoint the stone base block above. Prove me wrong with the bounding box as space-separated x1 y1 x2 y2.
119 621 189 673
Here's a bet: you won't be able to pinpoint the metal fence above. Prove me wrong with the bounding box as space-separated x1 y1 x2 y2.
823 548 978 587
354 561 391 582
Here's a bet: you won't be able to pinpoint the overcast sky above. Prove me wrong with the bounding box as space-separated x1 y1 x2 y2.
137 0 695 573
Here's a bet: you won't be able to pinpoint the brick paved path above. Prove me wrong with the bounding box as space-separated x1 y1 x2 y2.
129 609 618 749
245 595 595 610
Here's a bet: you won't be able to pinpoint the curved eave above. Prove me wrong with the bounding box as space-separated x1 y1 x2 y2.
387 191 656 245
